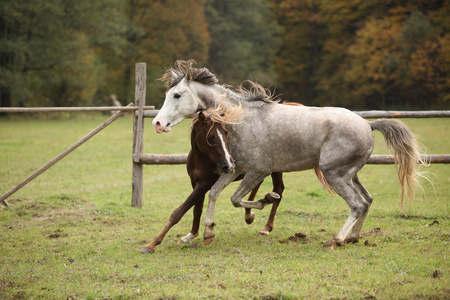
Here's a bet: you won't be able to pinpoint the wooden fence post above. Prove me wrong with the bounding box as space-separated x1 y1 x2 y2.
131 63 146 208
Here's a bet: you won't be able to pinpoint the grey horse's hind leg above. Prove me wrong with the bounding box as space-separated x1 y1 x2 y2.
230 172 279 210
322 172 371 247
345 175 373 243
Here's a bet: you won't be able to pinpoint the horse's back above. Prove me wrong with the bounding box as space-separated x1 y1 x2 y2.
229 104 374 173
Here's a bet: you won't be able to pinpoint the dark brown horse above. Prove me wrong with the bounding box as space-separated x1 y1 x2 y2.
141 107 284 253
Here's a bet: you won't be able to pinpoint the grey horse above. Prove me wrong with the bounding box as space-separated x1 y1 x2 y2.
148 60 424 249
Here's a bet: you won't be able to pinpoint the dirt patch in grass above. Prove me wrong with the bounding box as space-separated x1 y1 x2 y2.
361 227 383 237
32 207 95 221
46 229 68 239
431 270 442 279
280 232 308 244
396 214 440 220
4 197 97 232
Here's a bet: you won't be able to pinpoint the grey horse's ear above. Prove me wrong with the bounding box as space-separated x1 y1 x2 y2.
169 69 178 82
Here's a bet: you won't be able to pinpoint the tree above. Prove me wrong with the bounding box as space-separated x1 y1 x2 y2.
0 0 128 108
274 0 449 109
344 17 402 108
397 9 449 107
205 0 281 87
344 7 449 108
273 0 323 104
124 0 210 107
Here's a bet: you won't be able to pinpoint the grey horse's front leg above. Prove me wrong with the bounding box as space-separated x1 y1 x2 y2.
231 172 280 210
203 172 240 245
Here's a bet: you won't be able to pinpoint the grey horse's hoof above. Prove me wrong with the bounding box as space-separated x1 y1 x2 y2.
140 246 155 254
345 236 360 244
323 238 345 249
257 192 281 208
265 192 281 203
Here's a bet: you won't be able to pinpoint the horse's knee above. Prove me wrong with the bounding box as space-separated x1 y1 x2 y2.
351 200 370 215
231 195 241 207
168 211 183 226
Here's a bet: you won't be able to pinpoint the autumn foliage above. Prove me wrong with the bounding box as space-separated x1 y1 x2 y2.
0 0 448 109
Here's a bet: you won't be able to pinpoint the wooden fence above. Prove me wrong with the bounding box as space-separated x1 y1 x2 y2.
0 63 449 208
130 64 450 208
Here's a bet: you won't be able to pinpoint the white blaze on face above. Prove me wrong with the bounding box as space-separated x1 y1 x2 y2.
216 128 234 171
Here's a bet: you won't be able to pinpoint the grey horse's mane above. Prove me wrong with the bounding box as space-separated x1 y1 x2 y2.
160 59 218 90
160 59 279 104
235 81 279 104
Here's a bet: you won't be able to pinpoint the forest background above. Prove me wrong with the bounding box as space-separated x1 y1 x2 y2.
1 0 448 110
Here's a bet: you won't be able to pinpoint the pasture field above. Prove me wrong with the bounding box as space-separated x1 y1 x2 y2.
0 114 448 299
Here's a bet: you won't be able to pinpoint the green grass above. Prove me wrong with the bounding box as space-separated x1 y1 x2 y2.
0 115 448 299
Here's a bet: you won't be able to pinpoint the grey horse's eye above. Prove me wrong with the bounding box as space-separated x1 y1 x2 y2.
174 93 181 99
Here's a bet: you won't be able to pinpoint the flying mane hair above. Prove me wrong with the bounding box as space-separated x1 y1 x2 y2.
191 96 246 130
160 59 219 90
236 80 280 104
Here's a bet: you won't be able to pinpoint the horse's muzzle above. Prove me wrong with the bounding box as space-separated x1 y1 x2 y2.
153 119 171 133
221 162 235 174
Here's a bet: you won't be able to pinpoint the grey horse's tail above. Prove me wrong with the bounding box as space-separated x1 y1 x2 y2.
370 119 426 208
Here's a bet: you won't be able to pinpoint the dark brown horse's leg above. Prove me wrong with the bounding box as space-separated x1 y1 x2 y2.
245 181 263 224
180 196 205 243
259 172 284 235
140 183 211 254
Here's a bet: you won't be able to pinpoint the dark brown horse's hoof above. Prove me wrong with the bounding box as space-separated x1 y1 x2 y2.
140 246 155 254
204 236 215 245
245 212 255 224
259 230 270 236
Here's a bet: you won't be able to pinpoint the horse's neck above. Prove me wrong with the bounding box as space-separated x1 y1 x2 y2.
189 128 216 168
197 84 245 109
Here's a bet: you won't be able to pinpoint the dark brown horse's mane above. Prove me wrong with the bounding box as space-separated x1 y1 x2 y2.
160 59 218 90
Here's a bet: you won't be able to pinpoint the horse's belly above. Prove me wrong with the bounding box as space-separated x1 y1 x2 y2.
271 149 320 172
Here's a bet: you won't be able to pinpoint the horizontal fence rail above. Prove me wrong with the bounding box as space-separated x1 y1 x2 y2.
0 106 154 113
354 110 450 118
1 107 448 118
137 110 450 119
138 154 450 165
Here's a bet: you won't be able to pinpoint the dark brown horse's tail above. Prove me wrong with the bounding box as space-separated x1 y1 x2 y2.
370 119 426 208
314 168 335 195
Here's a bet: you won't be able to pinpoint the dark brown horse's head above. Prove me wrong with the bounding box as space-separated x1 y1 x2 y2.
191 109 235 173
